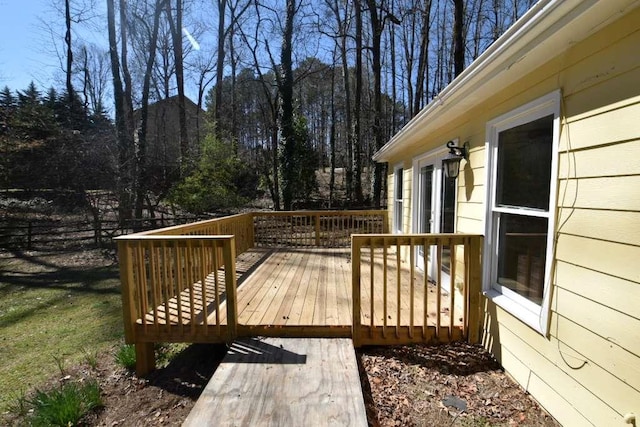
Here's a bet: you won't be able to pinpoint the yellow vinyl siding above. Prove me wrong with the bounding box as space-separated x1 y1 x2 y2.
557 209 640 246
558 139 640 178
556 234 639 284
494 315 624 426
386 172 394 231
402 167 412 234
551 312 640 392
558 176 640 211
385 5 640 424
483 8 640 424
554 262 640 321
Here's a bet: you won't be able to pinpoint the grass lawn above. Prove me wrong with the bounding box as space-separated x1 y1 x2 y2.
0 249 123 410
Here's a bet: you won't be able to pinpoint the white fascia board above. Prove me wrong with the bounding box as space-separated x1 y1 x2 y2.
373 0 639 163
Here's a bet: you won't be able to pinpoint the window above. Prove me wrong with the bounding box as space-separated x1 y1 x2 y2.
484 91 560 334
394 166 404 233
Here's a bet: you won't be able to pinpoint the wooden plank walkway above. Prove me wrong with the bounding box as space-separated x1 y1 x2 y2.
182 337 368 427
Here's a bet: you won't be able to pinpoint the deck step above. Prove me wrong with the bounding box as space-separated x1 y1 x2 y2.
182 337 368 426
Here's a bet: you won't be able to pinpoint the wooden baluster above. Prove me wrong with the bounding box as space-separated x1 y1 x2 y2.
409 239 415 339
200 240 209 329
186 239 196 334
149 241 161 334
175 241 184 335
383 238 388 339
449 241 456 340
369 243 374 337
351 237 362 347
213 240 221 335
463 238 470 339
436 242 442 340
396 240 401 339
423 241 429 340
161 240 171 334
136 244 148 331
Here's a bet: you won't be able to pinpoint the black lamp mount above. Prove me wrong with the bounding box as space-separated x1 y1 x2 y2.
442 140 469 179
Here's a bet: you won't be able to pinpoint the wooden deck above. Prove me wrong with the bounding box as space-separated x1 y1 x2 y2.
117 211 482 374
134 246 462 341
182 337 368 427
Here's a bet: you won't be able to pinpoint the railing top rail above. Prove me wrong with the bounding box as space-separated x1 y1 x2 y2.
121 212 252 237
115 234 235 241
253 210 386 216
352 233 484 239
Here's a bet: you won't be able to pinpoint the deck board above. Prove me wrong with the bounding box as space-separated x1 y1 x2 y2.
182 337 368 427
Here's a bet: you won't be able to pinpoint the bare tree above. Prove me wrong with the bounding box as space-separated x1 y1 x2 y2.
278 0 296 210
453 0 465 77
165 0 189 168
107 0 135 223
352 0 363 206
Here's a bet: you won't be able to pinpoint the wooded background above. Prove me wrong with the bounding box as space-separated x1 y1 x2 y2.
0 0 536 223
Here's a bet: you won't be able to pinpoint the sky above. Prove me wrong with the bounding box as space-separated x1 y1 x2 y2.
0 0 62 92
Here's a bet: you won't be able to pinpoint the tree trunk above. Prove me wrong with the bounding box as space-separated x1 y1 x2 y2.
329 53 337 208
279 0 296 211
65 0 74 104
107 0 134 224
135 0 164 221
366 0 383 208
453 0 465 77
214 0 226 134
415 1 432 115
166 0 189 170
352 0 363 206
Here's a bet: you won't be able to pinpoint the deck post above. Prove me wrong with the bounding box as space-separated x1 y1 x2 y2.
314 212 321 246
467 236 483 344
351 236 362 347
135 342 155 376
117 239 137 344
248 213 256 249
223 237 238 342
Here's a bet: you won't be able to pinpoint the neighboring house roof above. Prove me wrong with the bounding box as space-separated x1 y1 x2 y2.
136 95 205 115
373 0 640 163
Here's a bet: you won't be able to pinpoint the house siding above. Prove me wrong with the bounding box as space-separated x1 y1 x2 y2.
385 6 640 425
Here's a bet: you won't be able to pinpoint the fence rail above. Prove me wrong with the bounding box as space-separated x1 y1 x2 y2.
0 216 212 250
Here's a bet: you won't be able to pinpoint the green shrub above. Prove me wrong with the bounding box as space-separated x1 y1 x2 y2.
114 344 136 370
29 380 102 426
169 135 258 214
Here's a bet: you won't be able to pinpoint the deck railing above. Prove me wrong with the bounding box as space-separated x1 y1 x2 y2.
253 210 388 247
351 233 483 347
135 213 255 256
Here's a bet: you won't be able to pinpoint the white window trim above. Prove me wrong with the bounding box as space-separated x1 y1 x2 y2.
483 90 561 336
393 164 404 234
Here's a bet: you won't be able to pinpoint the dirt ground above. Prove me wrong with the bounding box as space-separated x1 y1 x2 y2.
2 339 559 426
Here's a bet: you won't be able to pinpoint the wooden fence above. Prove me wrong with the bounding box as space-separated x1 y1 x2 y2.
0 216 211 250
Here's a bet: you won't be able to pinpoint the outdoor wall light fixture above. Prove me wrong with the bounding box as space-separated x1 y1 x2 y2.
442 140 469 179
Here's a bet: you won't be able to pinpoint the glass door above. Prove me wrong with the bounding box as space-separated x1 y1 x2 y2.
416 165 434 270
413 152 457 289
